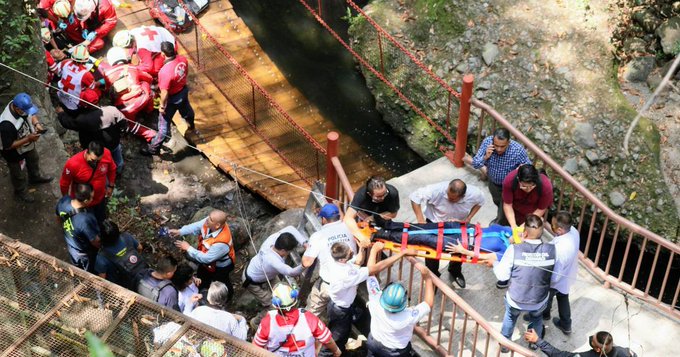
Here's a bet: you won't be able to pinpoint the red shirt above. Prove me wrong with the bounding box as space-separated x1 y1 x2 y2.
81 0 117 39
60 149 116 206
502 169 553 225
158 55 188 95
253 309 332 351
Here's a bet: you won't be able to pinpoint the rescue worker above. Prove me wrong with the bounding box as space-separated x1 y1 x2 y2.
0 93 53 202
59 140 117 222
42 0 83 52
524 329 638 357
365 242 435 356
55 183 101 272
142 41 195 156
493 214 555 352
253 282 342 357
112 26 177 78
243 226 308 308
41 28 62 85
170 210 236 301
56 44 101 116
344 176 400 247
100 47 157 142
301 203 356 316
72 0 117 53
95 219 146 289
320 242 416 356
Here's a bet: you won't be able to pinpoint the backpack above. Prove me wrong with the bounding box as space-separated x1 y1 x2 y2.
99 234 148 290
137 272 174 303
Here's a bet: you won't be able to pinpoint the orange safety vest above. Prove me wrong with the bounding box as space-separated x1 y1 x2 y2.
197 222 235 272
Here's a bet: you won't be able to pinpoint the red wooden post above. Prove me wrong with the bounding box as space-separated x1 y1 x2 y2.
377 33 385 75
453 75 474 167
251 85 256 126
325 131 339 201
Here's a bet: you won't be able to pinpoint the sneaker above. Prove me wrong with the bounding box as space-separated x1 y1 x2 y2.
528 343 538 350
15 192 35 203
29 176 53 184
452 275 466 289
552 317 572 335
496 280 509 289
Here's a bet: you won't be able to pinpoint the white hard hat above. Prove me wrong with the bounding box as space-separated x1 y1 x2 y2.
106 47 129 65
74 0 96 22
52 0 72 19
112 30 133 48
40 27 52 43
71 44 90 63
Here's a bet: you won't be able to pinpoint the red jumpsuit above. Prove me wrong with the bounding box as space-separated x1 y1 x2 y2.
129 26 177 78
39 0 86 50
100 62 157 141
78 0 118 53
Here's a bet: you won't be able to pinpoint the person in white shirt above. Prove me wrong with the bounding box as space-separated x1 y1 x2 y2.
189 282 248 340
544 211 580 334
365 242 434 356
243 226 308 307
301 203 357 316
319 242 416 356
172 262 202 315
410 179 486 288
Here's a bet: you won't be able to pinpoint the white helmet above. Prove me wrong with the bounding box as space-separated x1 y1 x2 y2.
71 44 90 63
271 283 299 311
40 27 52 44
52 0 72 19
74 0 96 22
106 47 129 65
112 30 133 48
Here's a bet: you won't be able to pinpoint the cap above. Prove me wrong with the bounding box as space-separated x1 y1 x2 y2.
318 203 340 219
12 93 39 116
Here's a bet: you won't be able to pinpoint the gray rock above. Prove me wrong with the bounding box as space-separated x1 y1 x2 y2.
482 43 500 65
563 158 579 174
585 150 599 164
455 62 468 73
646 71 664 90
609 191 626 207
633 9 663 33
656 17 680 55
573 122 597 148
623 56 656 82
477 80 492 90
623 37 647 53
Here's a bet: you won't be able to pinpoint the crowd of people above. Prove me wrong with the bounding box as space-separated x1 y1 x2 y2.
0 2 639 356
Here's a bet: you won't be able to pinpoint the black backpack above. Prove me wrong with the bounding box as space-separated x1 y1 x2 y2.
137 272 174 303
99 234 148 290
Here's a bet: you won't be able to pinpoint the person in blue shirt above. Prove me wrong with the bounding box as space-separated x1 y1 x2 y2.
468 128 531 224
55 183 100 272
95 219 147 289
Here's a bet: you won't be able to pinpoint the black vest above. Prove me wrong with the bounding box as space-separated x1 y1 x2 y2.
509 241 555 305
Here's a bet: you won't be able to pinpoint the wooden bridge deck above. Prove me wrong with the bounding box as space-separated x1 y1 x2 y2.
117 0 388 209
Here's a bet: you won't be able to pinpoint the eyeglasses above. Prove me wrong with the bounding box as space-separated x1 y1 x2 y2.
370 188 389 202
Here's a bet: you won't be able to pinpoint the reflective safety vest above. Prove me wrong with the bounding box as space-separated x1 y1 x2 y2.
0 103 35 154
197 222 235 272
57 60 88 110
265 310 315 357
131 25 175 53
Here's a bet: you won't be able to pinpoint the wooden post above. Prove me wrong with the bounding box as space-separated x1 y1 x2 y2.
453 75 474 167
325 131 339 201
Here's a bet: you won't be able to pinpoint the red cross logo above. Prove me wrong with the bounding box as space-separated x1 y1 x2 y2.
174 62 187 79
141 27 158 41
284 336 307 352
61 75 76 92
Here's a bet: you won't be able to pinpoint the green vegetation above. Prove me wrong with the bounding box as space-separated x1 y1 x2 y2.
0 0 38 70
413 0 466 37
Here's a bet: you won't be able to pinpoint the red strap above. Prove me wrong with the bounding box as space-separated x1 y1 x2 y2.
400 222 410 252
459 223 468 263
472 223 483 264
435 222 444 260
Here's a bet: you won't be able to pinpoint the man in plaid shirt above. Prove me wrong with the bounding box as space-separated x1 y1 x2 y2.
470 128 531 224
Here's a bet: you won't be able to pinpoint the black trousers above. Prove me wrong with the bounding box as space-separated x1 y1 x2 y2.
197 263 234 302
544 288 571 327
319 300 353 356
488 181 507 225
4 149 41 195
367 333 413 357
422 218 463 278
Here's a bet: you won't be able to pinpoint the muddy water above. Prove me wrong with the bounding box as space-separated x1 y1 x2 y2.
230 0 425 176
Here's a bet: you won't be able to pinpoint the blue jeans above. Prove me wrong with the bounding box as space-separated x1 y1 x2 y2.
500 297 547 340
110 144 124 174
149 86 195 151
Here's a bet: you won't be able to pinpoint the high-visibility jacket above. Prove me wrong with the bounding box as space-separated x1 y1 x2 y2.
197 222 235 271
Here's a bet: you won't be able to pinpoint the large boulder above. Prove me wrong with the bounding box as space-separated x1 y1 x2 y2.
656 17 680 55
623 56 656 82
633 8 663 33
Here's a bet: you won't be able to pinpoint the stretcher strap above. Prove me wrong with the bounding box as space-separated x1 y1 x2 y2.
435 222 444 260
472 223 483 264
376 240 463 262
400 222 410 252
459 223 468 263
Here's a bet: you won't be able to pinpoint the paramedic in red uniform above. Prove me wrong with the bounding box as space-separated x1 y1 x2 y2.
100 47 157 142
73 0 117 54
56 44 101 116
113 26 177 78
253 282 342 357
142 41 195 156
38 0 81 51
59 140 116 222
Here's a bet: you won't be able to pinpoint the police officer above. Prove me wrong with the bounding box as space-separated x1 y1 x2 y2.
0 93 53 202
493 214 554 352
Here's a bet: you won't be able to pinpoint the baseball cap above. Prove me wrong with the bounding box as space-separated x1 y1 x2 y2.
318 203 340 219
12 93 39 116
